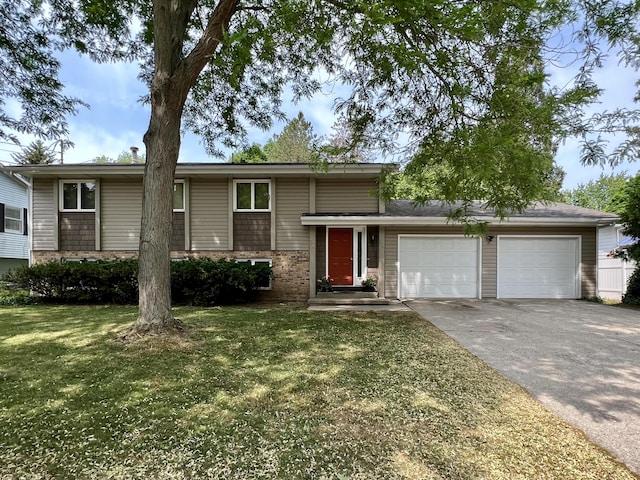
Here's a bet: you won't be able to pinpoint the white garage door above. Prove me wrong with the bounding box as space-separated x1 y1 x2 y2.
498 237 580 299
398 236 479 298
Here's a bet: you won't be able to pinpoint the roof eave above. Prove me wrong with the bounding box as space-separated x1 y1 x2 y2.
301 215 618 227
1 162 391 179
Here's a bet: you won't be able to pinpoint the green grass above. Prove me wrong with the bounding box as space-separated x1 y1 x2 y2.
0 305 635 480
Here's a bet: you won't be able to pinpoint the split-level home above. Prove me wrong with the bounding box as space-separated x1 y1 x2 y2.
2 162 620 302
0 170 29 276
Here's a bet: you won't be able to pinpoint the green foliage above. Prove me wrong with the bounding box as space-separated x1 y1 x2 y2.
171 258 271 306
622 269 640 304
92 150 145 164
229 143 268 163
562 173 630 213
2 259 271 306
0 285 36 306
11 140 57 165
263 112 318 163
616 173 640 304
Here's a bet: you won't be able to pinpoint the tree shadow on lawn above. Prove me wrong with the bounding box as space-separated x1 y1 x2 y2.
0 305 635 479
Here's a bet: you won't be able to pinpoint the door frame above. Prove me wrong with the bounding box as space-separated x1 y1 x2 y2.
326 226 367 286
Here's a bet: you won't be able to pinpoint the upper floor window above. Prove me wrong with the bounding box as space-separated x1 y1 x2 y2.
61 181 96 211
173 180 185 212
234 180 270 212
4 206 23 233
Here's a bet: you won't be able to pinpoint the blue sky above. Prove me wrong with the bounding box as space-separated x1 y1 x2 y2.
1 48 638 190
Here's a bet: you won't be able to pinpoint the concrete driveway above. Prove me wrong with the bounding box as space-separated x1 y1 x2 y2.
405 299 640 475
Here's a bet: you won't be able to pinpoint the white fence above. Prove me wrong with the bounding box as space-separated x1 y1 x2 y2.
598 256 636 300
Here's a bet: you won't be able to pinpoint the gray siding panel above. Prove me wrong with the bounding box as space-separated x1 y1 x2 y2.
190 179 228 250
32 178 56 250
234 212 271 251
316 178 379 213
101 180 142 250
275 178 309 250
59 212 96 251
384 225 597 299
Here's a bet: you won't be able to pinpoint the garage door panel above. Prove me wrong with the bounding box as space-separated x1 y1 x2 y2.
399 236 479 298
498 237 579 299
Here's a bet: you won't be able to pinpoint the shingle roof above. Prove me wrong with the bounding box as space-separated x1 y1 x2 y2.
385 200 620 221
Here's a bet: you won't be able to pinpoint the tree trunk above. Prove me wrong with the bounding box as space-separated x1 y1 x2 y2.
134 85 183 333
132 0 239 334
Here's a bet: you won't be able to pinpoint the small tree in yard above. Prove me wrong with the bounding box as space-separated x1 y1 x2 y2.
3 1 640 335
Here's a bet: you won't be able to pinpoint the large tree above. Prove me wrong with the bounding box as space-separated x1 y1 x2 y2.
562 172 630 214
3 0 640 333
11 140 57 165
263 112 318 163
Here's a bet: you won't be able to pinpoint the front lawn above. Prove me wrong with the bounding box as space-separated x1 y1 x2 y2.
0 306 634 479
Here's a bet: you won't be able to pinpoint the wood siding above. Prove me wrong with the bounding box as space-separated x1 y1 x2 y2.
101 180 142 250
32 178 56 250
171 212 185 251
234 212 271 251
384 226 597 299
275 178 309 250
367 226 379 268
316 178 379 213
59 212 96 251
190 179 228 250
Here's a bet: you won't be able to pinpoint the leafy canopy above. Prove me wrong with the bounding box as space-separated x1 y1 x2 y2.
562 172 630 214
3 0 640 213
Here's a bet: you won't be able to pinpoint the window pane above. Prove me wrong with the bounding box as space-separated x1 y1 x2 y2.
357 232 363 277
63 183 78 210
81 182 96 209
5 207 22 232
254 182 270 210
236 183 252 209
173 182 184 210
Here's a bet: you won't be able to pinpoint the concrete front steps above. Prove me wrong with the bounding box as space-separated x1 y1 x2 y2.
308 291 390 306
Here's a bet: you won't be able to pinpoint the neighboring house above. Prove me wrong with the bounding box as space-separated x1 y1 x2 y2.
2 163 620 301
0 170 29 276
597 224 636 300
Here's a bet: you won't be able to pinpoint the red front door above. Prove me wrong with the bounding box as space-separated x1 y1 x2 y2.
328 228 353 285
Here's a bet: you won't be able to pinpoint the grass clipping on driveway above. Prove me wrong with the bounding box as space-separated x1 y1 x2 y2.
0 306 635 480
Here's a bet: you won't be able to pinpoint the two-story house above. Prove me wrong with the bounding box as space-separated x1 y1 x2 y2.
0 170 29 276
3 162 619 301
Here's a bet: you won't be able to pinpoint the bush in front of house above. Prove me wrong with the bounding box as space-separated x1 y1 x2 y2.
1 259 271 306
171 258 271 306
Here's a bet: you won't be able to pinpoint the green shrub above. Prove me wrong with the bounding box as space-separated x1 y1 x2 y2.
171 258 271 306
622 267 640 305
0 283 36 306
1 258 272 306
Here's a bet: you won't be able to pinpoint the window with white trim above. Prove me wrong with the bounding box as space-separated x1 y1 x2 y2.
60 181 96 211
234 180 271 211
4 206 23 233
235 258 272 290
173 180 185 211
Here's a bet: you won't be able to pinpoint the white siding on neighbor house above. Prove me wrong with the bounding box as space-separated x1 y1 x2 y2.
0 173 29 259
598 225 636 300
275 178 309 250
32 178 56 251
101 180 142 250
190 179 228 250
315 178 379 213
